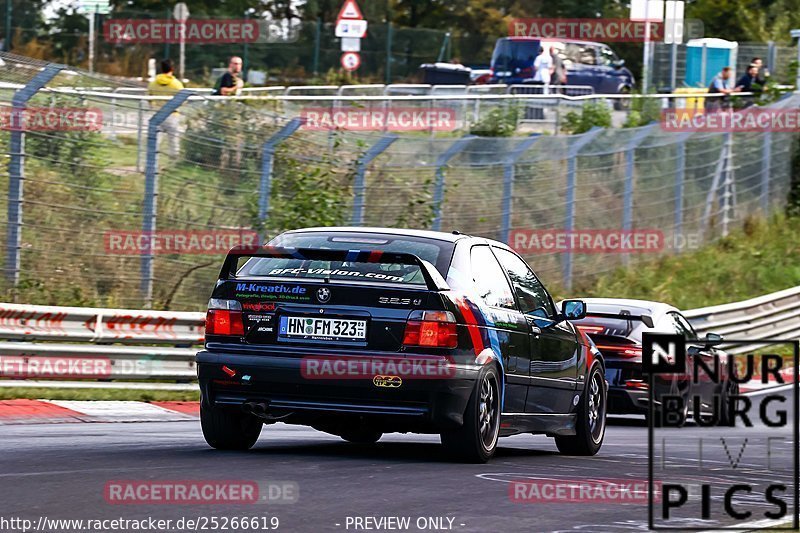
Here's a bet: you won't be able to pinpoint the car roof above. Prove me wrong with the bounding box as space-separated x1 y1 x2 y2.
282 226 477 244
501 37 602 46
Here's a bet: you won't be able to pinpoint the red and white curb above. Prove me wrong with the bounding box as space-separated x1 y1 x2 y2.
739 366 796 393
0 400 199 424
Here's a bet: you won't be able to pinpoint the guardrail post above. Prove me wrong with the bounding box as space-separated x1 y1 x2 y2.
5 63 65 289
259 118 304 241
622 124 657 265
562 127 603 291
141 90 194 309
432 135 476 231
350 134 397 226
761 130 772 213
501 134 540 244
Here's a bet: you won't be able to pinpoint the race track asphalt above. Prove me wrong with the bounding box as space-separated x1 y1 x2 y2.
0 386 795 533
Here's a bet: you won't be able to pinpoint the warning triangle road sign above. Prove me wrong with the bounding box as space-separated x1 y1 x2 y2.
337 0 363 21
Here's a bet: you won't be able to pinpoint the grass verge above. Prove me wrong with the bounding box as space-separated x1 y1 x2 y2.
572 214 800 309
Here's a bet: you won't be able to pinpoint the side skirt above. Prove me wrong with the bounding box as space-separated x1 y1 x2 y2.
499 412 577 437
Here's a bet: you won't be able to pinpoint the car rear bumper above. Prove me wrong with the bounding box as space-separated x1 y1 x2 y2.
196 349 482 431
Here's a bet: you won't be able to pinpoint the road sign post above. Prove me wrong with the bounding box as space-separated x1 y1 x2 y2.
337 0 365 72
77 0 111 73
174 3 189 81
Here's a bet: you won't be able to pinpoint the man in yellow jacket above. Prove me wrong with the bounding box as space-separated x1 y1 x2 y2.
147 59 184 157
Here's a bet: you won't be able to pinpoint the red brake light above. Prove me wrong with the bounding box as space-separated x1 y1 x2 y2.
577 325 605 334
403 310 458 349
205 299 244 336
595 344 642 358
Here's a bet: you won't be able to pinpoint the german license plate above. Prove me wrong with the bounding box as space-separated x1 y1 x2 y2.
279 316 367 342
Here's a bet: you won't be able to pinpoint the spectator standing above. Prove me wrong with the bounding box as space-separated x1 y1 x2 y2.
147 59 184 157
550 46 566 85
533 47 554 94
706 66 738 111
213 56 244 96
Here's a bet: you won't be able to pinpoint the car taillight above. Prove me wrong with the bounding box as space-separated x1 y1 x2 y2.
206 299 244 336
596 344 642 358
403 310 458 349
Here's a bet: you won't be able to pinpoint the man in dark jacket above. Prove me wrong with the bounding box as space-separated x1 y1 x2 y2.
213 56 244 96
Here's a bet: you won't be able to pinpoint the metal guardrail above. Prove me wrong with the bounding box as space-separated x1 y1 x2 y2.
684 286 800 355
0 286 797 387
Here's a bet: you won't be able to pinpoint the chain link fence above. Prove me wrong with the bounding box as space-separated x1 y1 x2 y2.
0 52 795 310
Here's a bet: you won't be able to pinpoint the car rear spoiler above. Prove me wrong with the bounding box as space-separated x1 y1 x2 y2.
219 245 451 291
584 311 654 328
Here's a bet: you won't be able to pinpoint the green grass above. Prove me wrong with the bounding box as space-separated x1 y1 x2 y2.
0 387 199 402
572 214 800 310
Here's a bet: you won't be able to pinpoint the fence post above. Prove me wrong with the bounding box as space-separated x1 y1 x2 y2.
135 97 144 172
432 135 476 231
5 63 65 288
562 127 603 291
350 134 397 226
621 124 656 265
500 134 540 244
312 18 321 76
761 130 772 213
385 22 393 84
259 118 304 241
673 134 691 251
720 132 735 237
140 90 194 309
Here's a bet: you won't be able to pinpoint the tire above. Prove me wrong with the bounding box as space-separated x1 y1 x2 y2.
340 429 383 445
614 86 631 110
555 363 607 456
200 402 263 450
440 365 501 463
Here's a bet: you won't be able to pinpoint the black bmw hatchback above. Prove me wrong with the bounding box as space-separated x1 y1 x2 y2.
196 227 606 462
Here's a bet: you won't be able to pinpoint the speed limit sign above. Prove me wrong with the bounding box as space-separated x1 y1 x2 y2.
340 52 361 72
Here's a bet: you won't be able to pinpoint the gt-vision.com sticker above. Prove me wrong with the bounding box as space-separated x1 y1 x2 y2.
644 333 799 530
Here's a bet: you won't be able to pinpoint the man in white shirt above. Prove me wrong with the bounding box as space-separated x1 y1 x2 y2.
533 47 554 94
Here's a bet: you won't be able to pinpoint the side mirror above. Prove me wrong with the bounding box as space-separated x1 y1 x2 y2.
561 299 587 321
613 59 625 69
704 332 724 347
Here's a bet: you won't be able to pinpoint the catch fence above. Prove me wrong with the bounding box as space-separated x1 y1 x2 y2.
0 52 795 310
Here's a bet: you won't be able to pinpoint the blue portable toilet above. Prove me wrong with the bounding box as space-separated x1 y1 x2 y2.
685 38 738 88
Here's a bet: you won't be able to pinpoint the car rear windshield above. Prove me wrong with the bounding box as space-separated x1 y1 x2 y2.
570 304 652 343
236 232 454 286
491 38 540 71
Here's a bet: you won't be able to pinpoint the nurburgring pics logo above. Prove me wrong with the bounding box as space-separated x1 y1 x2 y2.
0 107 103 131
300 108 458 132
661 108 800 132
104 230 259 255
